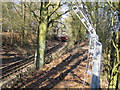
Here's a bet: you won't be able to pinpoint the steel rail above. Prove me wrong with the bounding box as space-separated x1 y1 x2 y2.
1 42 64 80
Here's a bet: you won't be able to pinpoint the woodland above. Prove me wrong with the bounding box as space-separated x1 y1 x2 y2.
1 0 120 89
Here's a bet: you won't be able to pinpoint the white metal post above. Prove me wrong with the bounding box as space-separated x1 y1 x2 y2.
72 3 102 89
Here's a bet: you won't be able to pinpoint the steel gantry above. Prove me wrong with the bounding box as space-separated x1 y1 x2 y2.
72 1 102 89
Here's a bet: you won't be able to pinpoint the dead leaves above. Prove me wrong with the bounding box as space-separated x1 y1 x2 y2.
19 43 90 88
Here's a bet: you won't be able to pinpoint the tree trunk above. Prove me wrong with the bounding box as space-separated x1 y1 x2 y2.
35 2 48 69
109 31 120 89
22 2 27 45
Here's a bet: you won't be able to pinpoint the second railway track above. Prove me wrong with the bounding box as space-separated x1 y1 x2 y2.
1 42 65 81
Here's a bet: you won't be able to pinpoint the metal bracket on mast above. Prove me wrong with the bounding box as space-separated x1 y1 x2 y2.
72 2 102 89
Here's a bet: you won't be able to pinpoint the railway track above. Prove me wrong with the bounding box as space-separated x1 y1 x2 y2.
0 42 65 81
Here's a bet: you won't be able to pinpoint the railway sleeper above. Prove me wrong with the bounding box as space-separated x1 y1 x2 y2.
1 42 68 88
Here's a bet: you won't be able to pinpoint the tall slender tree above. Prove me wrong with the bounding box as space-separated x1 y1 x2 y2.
34 0 69 69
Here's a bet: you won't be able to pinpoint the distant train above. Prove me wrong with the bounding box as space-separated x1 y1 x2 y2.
60 35 68 42
53 34 68 42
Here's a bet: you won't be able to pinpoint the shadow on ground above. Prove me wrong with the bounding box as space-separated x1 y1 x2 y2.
1 53 31 65
18 49 88 89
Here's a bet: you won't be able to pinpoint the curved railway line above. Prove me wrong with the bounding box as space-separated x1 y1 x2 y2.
0 42 65 81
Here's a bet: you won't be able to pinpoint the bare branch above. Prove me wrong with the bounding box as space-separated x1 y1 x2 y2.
13 3 22 17
48 0 61 18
